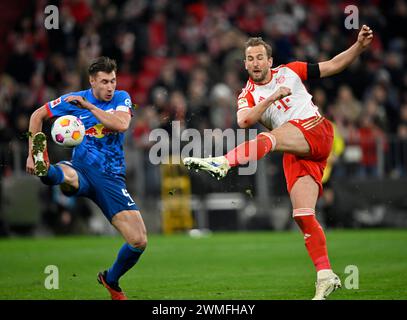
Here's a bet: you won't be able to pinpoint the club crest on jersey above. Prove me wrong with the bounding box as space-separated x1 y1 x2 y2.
50 97 62 108
276 76 286 84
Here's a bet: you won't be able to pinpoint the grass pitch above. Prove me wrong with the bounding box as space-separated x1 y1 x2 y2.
0 229 406 300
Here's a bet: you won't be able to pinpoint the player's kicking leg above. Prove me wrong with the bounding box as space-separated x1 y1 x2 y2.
183 131 276 179
183 123 308 178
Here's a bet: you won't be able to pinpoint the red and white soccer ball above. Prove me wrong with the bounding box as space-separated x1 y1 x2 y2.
51 115 85 147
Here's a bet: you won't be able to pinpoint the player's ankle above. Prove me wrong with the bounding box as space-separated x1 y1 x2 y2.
317 269 334 280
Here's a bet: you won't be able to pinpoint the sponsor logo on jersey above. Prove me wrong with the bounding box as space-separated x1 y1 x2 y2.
50 97 62 108
85 123 115 138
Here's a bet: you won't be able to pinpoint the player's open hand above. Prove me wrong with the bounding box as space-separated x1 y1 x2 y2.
357 25 373 49
271 86 292 101
64 96 92 110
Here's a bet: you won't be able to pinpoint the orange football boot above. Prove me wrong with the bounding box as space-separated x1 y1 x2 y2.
97 271 128 300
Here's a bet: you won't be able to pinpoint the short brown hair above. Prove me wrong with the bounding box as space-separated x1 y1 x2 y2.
245 37 272 58
88 56 117 76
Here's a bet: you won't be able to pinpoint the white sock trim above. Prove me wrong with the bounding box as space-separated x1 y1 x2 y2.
259 132 276 151
292 208 316 218
317 269 334 280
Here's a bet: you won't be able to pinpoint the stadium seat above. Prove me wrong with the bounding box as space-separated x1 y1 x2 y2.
116 72 136 92
142 56 168 74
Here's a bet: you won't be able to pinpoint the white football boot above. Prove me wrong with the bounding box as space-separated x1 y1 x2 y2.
183 156 231 180
312 270 342 300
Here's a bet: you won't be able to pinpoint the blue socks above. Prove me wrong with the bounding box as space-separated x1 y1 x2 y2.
106 243 144 287
40 165 65 185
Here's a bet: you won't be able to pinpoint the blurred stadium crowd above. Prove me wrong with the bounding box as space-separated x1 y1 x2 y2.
0 0 407 234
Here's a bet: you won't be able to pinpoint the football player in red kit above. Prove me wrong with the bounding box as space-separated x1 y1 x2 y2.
184 25 373 300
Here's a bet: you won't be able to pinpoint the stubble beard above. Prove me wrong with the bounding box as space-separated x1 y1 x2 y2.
249 69 269 84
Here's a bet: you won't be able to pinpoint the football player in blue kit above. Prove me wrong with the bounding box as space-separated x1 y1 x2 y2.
26 57 146 300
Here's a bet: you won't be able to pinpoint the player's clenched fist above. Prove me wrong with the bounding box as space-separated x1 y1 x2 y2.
357 25 373 49
271 86 292 101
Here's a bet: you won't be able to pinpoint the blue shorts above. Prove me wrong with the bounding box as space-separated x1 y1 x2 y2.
58 161 139 222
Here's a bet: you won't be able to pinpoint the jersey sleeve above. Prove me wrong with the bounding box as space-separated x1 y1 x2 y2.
115 91 132 114
45 93 76 118
286 61 321 80
237 90 255 113
286 61 308 80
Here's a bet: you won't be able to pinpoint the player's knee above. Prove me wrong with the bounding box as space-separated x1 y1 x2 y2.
58 164 77 184
128 235 147 250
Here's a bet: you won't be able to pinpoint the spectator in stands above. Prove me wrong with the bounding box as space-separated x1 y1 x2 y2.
355 115 388 178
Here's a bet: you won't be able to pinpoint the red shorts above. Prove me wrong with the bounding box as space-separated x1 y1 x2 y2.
283 116 334 197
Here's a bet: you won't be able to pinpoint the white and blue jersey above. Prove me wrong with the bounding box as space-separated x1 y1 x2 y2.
46 89 132 177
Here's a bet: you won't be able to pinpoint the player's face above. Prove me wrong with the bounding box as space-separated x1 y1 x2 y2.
90 71 117 101
245 45 273 84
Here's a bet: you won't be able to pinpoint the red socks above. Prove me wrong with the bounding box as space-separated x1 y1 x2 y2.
293 209 331 272
225 133 275 167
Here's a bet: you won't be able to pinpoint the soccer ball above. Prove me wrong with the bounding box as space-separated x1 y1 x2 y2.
51 115 85 147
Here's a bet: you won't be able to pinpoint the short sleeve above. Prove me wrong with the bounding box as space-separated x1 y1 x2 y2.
45 93 76 118
115 91 132 114
237 90 255 113
286 61 308 81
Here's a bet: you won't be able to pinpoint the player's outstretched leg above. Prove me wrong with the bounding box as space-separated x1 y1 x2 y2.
183 132 275 179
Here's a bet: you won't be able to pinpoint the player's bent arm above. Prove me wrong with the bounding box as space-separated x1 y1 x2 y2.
88 107 131 132
319 25 373 78
237 87 291 128
63 95 131 132
27 105 49 157
238 106 269 128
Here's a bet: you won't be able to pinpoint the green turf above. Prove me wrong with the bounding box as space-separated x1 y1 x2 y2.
0 229 406 300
